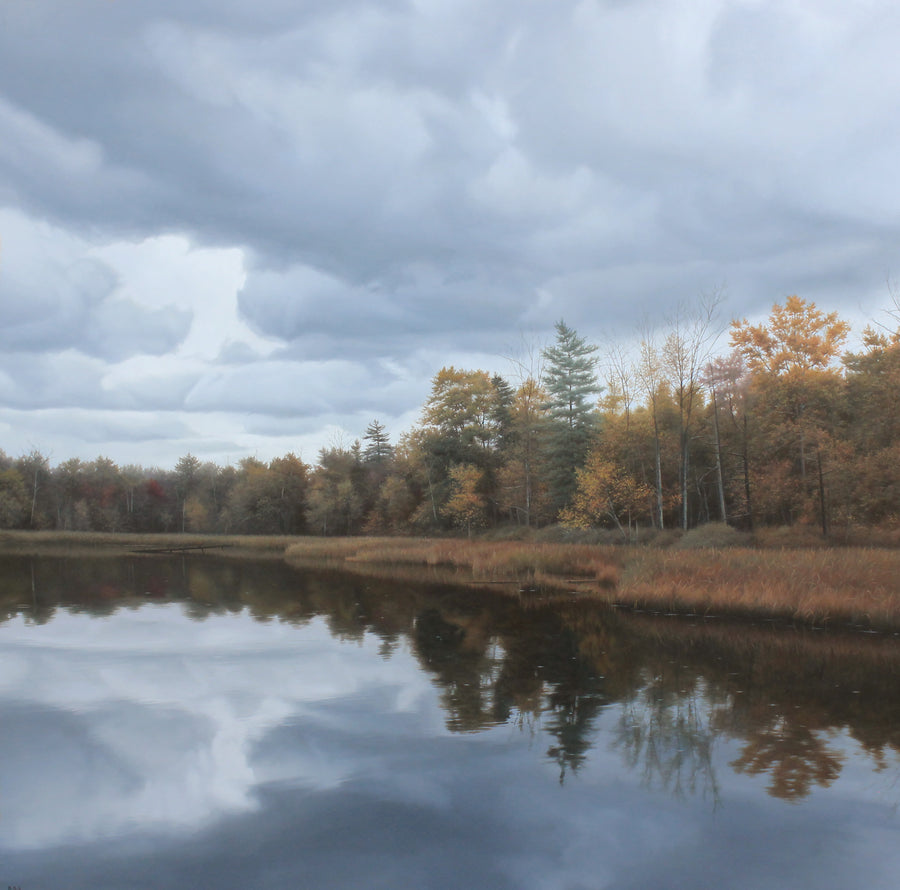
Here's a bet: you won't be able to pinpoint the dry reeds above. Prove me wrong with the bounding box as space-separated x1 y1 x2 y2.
4 531 900 630
285 537 900 629
616 546 900 629
284 537 621 594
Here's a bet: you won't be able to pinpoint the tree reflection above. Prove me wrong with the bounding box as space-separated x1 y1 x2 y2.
612 680 721 802
412 607 502 731
2 554 899 803
730 719 843 799
545 690 605 784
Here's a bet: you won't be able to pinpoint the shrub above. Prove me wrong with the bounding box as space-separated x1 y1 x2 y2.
675 522 746 549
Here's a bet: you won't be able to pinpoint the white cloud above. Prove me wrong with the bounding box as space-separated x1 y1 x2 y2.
0 607 437 848
92 234 273 360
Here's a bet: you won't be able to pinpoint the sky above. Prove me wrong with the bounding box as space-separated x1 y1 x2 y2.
2 0 900 470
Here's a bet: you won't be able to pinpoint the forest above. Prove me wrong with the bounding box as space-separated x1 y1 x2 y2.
2 295 899 540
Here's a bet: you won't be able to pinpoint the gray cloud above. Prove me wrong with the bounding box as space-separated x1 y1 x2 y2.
1 0 900 464
237 261 544 360
185 356 418 418
0 351 199 412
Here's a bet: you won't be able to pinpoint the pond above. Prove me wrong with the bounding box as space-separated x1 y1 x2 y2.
0 556 898 889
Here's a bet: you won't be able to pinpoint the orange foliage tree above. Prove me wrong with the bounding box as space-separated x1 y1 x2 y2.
731 296 850 530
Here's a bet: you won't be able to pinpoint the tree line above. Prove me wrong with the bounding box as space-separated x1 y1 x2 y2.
2 294 899 537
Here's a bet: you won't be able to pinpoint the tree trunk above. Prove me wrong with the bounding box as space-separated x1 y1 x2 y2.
712 391 727 523
30 468 39 528
742 414 753 531
652 415 664 530
817 447 828 537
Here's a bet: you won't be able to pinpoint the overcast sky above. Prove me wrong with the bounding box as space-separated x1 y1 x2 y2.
2 0 900 469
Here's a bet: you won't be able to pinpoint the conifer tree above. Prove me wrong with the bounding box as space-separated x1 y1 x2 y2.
363 419 394 463
541 320 601 514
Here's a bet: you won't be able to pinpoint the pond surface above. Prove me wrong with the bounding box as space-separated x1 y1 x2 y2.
0 556 898 889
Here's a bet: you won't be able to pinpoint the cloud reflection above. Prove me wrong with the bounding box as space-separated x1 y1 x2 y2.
1 595 898 890
0 606 437 848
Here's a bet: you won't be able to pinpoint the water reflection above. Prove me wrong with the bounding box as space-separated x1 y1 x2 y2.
0 556 899 888
613 680 721 802
1 555 899 803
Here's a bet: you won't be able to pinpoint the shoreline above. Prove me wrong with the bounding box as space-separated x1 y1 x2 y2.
2 530 899 632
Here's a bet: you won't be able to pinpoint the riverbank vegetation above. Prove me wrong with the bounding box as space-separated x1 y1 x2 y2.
3 530 899 631
281 535 900 631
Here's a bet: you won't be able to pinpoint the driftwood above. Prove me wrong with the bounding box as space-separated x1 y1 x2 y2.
468 578 596 585
130 543 232 554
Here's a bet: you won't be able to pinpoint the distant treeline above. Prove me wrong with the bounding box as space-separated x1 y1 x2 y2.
2 295 899 538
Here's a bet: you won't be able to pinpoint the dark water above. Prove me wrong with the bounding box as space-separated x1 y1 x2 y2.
0 556 898 890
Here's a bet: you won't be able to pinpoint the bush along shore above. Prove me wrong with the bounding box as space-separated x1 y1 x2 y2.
2 529 899 633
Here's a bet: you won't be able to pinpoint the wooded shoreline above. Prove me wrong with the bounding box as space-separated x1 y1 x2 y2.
2 530 899 632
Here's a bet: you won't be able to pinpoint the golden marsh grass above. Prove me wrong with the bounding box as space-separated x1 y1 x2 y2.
3 531 900 630
284 537 900 629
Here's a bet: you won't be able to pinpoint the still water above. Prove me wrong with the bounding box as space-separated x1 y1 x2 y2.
0 556 898 889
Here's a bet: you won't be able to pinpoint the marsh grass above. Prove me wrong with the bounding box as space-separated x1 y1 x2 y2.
616 547 900 629
4 531 900 630
285 537 621 590
285 537 900 630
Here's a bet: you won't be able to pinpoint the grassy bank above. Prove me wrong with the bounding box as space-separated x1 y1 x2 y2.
2 530 900 631
283 537 900 630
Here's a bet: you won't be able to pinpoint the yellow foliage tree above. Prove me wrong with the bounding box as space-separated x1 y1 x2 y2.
443 464 486 536
562 450 653 540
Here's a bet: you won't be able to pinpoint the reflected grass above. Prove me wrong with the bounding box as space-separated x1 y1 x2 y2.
0 530 293 558
3 531 900 630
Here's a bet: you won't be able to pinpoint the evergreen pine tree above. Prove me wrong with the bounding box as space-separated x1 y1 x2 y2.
362 419 394 464
541 320 601 514
489 374 516 450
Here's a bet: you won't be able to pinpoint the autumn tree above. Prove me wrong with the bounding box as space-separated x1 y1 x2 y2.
363 434 423 533
496 377 552 526
662 294 723 529
731 296 850 378
702 352 753 527
635 334 667 529
306 445 365 535
562 449 653 540
443 463 487 536
174 453 202 532
267 453 309 533
421 367 508 459
414 367 512 528
731 296 850 530
15 449 51 529
83 456 126 532
840 327 900 523
0 467 27 528
52 457 85 530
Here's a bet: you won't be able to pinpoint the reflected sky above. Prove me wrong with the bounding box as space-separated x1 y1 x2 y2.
0 606 439 847
1 596 899 889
